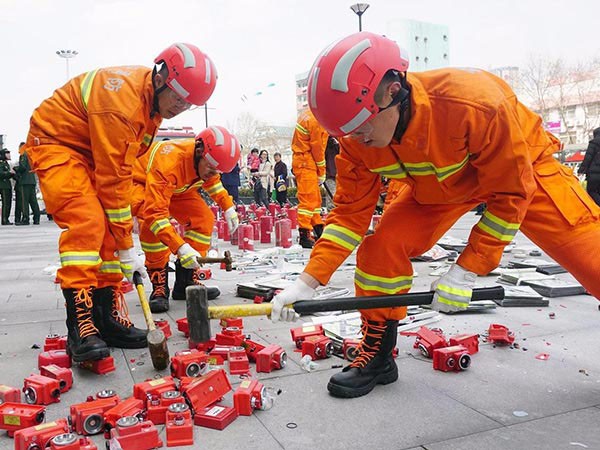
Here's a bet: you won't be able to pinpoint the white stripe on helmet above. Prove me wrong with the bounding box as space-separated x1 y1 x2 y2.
309 66 320 109
340 107 372 134
169 79 190 99
205 153 219 168
205 59 212 84
210 126 225 146
230 137 237 157
331 38 372 93
175 43 196 68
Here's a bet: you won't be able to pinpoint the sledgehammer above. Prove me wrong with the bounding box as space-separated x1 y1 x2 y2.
134 272 169 370
186 285 504 345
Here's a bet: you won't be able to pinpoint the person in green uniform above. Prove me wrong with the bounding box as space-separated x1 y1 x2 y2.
14 142 40 225
13 151 22 224
0 149 14 225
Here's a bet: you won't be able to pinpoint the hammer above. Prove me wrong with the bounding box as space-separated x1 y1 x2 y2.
133 272 169 370
186 285 504 345
196 250 233 271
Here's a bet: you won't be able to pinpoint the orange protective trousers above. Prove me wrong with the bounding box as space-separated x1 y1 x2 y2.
295 169 323 230
131 184 214 269
29 146 123 289
357 155 600 322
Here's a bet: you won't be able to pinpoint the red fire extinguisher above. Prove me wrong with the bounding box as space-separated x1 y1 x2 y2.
275 218 292 248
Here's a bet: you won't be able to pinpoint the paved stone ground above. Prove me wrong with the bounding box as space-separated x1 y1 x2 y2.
1 213 599 450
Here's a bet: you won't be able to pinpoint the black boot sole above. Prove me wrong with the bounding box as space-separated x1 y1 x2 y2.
67 345 110 363
102 337 148 349
327 367 399 398
149 299 169 313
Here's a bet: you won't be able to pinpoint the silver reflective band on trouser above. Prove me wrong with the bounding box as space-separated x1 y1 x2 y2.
354 268 412 295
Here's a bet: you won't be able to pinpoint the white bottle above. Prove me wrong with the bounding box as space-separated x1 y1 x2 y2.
207 226 219 258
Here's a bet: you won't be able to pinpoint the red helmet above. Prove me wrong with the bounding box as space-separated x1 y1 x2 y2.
307 32 409 137
155 43 217 106
196 126 240 173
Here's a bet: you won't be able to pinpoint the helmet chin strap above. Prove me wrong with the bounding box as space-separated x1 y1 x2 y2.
393 76 411 142
151 64 169 118
194 139 205 178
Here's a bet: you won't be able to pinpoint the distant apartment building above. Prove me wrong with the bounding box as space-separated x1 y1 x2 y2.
491 66 600 149
295 71 309 116
386 18 450 72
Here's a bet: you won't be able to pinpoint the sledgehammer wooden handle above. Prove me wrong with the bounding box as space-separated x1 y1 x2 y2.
205 286 505 319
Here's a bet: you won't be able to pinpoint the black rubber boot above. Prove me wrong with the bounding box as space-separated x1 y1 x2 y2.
148 265 170 313
312 224 324 241
172 260 220 301
299 228 315 249
327 319 399 398
63 288 110 362
93 286 148 349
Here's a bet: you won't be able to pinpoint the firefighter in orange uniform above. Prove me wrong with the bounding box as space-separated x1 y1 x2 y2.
23 43 217 362
291 109 328 248
131 126 241 313
271 32 600 398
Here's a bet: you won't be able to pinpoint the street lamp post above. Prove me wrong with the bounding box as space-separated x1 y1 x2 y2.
350 3 370 31
56 49 78 80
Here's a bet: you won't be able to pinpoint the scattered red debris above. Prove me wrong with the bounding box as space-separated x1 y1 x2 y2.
535 353 550 361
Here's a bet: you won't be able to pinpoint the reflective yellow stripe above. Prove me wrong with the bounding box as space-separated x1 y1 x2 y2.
370 162 407 179
59 251 101 267
141 241 169 253
205 182 225 196
354 267 413 294
298 208 314 217
99 260 121 274
105 206 132 223
174 180 203 194
184 230 211 245
142 134 153 146
320 224 362 251
150 218 171 234
146 142 164 173
403 155 470 182
316 160 326 167
80 69 99 110
295 123 309 135
477 210 520 242
437 283 471 308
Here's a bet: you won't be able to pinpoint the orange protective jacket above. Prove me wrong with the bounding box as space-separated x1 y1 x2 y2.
306 68 561 284
291 109 328 179
133 139 234 254
25 66 161 249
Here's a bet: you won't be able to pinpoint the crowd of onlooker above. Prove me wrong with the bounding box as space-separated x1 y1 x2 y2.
221 147 295 207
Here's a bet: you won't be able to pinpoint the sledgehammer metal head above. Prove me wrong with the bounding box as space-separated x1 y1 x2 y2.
186 285 275 345
195 250 233 271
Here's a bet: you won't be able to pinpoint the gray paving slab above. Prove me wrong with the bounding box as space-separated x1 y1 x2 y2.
1 216 600 450
425 407 600 450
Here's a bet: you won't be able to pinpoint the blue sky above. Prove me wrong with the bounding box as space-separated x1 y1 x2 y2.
1 0 599 154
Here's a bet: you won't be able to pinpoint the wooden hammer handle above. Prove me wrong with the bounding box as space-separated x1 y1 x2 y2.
134 272 156 331
206 286 504 319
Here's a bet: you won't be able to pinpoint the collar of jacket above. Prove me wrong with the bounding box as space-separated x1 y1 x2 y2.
391 73 432 156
